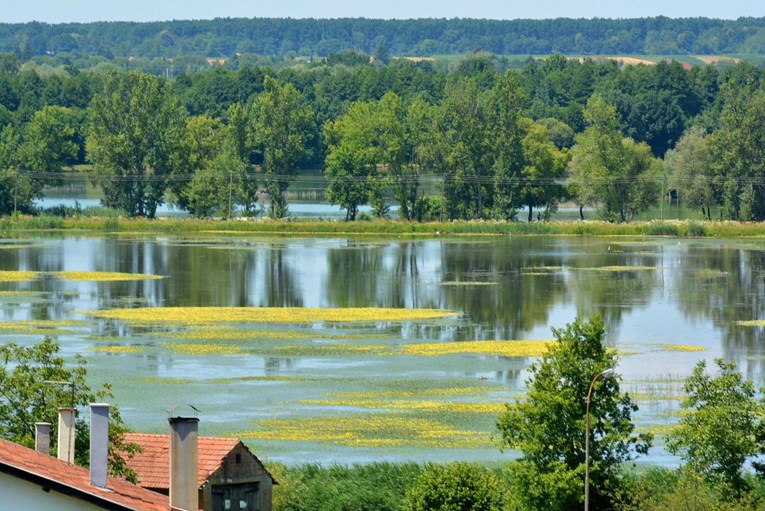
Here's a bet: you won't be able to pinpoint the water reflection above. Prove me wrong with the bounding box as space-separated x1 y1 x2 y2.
3 234 765 463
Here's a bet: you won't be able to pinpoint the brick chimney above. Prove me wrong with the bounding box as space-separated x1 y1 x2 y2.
57 407 76 464
89 403 110 488
168 416 199 511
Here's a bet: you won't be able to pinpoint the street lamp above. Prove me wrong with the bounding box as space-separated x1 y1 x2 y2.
584 368 615 511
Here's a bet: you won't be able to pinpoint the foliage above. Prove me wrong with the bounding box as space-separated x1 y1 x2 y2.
0 338 139 481
667 358 765 497
496 314 651 510
404 462 506 511
616 467 764 511
270 461 422 511
86 72 186 218
568 95 661 222
666 126 715 220
250 76 314 219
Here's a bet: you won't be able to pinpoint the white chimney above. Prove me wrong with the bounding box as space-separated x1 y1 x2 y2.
168 417 199 511
35 422 51 455
57 408 76 464
89 403 110 488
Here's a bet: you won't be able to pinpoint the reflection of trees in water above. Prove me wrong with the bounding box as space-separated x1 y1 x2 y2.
325 241 385 307
562 245 663 341
672 244 765 378
436 238 567 340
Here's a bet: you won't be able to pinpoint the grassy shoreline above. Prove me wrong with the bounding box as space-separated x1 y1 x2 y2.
5 215 765 238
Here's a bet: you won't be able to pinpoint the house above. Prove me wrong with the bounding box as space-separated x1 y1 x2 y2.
124 433 275 511
0 437 170 511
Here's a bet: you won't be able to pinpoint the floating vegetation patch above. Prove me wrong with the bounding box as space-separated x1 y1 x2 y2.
298 398 505 415
90 345 144 354
661 343 706 352
82 307 457 324
140 377 196 385
0 290 44 297
735 320 765 327
0 320 86 335
272 344 389 356
401 340 554 357
440 281 497 287
160 342 245 355
572 266 661 272
50 271 164 282
695 269 729 279
522 266 563 272
158 326 325 341
240 415 489 448
331 386 506 399
139 375 327 385
0 243 48 250
0 271 37 282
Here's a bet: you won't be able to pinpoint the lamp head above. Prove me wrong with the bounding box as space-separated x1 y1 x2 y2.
601 368 615 378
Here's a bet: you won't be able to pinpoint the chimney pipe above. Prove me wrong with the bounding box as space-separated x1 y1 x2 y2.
57 408 76 464
168 416 199 511
89 403 110 488
35 422 51 455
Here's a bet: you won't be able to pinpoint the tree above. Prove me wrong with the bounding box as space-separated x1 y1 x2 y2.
404 462 505 511
496 314 651 510
0 124 37 215
666 126 715 219
87 72 187 218
21 105 80 179
487 71 527 220
667 358 765 497
568 94 660 222
0 338 139 481
250 76 314 219
708 87 765 221
323 101 380 220
519 120 569 222
167 114 225 212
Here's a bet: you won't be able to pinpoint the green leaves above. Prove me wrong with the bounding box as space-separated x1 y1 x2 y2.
496 314 650 510
0 337 139 481
666 358 765 496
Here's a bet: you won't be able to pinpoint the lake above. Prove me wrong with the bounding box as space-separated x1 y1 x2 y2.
1 233 764 466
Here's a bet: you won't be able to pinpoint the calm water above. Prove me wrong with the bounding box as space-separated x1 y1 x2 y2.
2 233 764 465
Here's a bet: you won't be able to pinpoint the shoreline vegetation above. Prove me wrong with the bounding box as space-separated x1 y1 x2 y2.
4 215 765 238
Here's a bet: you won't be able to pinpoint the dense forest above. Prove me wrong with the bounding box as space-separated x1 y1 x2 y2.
1 17 765 63
1 39 765 222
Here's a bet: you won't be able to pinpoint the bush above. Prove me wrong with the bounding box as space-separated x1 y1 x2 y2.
404 462 506 511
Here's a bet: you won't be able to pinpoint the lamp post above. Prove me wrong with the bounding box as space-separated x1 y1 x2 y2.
584 368 615 511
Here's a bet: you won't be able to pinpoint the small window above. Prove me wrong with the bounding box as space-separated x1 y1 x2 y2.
235 453 242 464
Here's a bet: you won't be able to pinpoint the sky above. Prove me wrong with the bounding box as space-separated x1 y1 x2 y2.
3 0 765 24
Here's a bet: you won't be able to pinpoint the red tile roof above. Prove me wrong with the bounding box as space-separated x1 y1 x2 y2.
0 438 169 511
124 433 241 490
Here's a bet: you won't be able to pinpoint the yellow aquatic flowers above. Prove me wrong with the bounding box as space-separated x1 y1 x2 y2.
661 343 706 352
402 340 554 357
239 416 489 449
0 270 164 282
0 271 38 282
81 306 457 324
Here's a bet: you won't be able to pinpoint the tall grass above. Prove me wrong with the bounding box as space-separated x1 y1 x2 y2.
4 215 765 238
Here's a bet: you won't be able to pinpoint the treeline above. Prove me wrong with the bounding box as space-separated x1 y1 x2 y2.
2 51 765 221
1 17 765 62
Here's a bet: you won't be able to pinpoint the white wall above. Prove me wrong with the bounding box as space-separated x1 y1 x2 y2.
0 471 107 511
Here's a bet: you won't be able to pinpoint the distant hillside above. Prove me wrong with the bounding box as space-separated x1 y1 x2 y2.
1 17 764 60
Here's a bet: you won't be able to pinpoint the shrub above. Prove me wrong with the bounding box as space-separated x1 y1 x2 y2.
404 462 506 511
